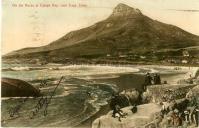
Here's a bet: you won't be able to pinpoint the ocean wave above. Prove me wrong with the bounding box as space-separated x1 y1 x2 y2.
2 67 47 71
49 65 140 77
12 66 30 71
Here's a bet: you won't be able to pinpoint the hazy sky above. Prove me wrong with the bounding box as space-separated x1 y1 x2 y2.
2 0 199 54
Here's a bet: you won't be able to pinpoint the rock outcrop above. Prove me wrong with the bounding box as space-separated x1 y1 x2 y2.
143 84 196 103
1 78 41 97
110 3 142 17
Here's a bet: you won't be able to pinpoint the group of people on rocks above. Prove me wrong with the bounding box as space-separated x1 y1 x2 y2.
109 93 138 122
110 93 128 122
160 98 199 127
145 72 161 85
144 72 161 90
108 69 199 128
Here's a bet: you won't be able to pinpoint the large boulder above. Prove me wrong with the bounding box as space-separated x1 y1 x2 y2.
1 78 41 97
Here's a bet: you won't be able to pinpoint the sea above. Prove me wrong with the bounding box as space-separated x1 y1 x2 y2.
1 63 195 127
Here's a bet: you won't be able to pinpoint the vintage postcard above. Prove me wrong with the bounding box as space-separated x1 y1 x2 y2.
1 0 199 127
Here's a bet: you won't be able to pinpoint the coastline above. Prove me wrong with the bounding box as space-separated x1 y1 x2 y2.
3 58 199 67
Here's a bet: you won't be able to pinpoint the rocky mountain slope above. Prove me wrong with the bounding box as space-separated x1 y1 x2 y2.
4 3 199 63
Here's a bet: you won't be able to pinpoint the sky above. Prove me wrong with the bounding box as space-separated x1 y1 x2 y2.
2 0 199 55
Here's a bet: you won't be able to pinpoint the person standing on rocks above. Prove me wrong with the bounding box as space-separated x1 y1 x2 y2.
144 72 152 90
153 73 161 85
156 73 161 84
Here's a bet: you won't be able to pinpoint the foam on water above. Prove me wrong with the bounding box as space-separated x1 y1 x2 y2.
2 65 140 81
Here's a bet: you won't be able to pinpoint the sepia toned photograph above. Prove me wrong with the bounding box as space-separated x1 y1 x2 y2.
1 0 199 127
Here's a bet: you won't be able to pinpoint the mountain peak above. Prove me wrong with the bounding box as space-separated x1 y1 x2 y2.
110 3 142 17
114 3 132 10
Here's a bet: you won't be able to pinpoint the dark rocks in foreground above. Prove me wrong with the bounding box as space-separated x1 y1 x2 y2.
1 78 41 97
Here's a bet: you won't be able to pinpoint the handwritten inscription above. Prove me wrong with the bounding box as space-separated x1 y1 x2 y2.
39 80 48 88
8 76 64 119
30 76 64 118
30 96 48 118
9 97 29 117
